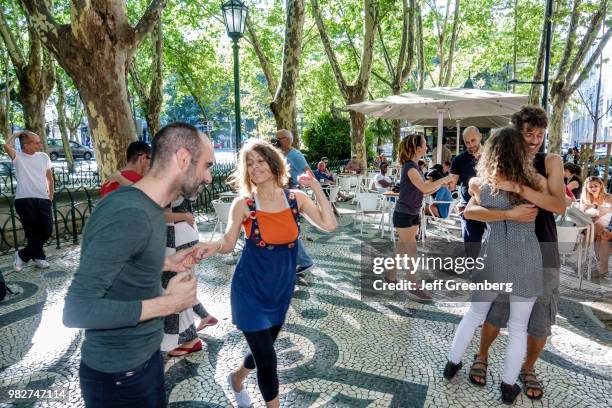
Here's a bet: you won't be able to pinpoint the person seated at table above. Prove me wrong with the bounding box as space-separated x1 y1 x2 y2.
345 155 364 173
425 168 453 218
374 162 393 193
564 163 582 200
418 159 428 175
442 161 451 176
314 161 351 202
313 161 335 185
320 157 335 179
580 176 612 278
565 185 576 202
375 152 387 168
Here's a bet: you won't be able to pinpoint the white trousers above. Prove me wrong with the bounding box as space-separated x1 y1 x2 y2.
447 293 536 385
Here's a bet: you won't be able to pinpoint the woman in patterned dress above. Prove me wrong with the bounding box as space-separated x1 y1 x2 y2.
197 139 336 408
160 196 218 357
443 127 547 405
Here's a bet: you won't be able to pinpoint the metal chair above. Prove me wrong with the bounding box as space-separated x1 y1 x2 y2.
356 192 382 235
421 199 461 242
210 198 233 242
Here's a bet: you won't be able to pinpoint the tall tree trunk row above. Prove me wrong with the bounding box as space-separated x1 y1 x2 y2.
21 0 168 179
56 70 75 172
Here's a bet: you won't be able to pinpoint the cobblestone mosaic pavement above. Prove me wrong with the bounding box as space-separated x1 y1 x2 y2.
0 210 611 407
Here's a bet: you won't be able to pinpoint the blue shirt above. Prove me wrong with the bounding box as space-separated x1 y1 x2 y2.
434 186 453 218
286 149 309 188
313 169 333 182
450 150 479 206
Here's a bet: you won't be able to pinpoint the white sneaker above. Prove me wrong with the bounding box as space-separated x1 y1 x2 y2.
14 252 26 272
227 372 251 407
34 259 50 269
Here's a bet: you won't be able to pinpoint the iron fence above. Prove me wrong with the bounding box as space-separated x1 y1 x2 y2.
0 165 236 254
0 162 101 195
0 157 354 254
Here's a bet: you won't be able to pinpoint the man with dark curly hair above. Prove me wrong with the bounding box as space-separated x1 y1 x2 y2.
458 105 567 401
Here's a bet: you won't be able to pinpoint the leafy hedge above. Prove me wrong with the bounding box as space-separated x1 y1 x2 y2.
302 112 374 163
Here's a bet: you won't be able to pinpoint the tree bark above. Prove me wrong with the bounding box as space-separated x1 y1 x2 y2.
311 0 378 168
55 70 75 172
528 13 547 105
547 0 610 153
247 1 304 146
416 0 425 90
0 57 14 141
147 18 163 138
130 16 164 138
269 0 305 143
20 0 168 179
548 97 566 154
0 13 55 149
348 109 367 167
442 0 460 86
392 119 401 160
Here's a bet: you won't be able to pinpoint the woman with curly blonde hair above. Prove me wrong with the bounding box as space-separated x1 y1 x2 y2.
579 176 612 277
197 139 336 408
444 127 548 405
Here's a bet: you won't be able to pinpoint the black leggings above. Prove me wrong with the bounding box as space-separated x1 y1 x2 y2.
242 325 282 402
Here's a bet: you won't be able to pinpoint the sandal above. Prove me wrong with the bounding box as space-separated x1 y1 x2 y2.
468 354 488 386
197 315 218 331
500 382 521 405
168 340 202 357
519 369 544 400
443 360 462 380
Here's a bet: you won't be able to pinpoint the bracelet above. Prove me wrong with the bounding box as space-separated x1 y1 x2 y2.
216 240 223 252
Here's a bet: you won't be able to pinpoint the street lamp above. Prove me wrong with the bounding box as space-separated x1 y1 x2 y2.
221 0 248 159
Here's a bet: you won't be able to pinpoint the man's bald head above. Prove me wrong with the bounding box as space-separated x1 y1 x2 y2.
276 129 293 152
150 122 205 171
276 129 293 143
462 126 482 155
463 126 481 139
17 131 42 154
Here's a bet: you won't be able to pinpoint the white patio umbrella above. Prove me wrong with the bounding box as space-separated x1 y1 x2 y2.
347 87 528 163
411 115 512 155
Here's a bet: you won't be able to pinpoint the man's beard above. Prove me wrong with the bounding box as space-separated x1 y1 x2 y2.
178 165 206 198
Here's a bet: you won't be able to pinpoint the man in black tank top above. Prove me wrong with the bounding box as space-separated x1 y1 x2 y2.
462 106 567 400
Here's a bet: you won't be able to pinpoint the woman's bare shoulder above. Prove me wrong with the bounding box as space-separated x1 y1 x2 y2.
468 177 484 191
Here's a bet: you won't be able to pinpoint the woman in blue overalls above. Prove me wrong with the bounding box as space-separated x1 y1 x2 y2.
199 139 336 408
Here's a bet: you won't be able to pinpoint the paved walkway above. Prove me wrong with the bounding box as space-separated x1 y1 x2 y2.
0 210 611 407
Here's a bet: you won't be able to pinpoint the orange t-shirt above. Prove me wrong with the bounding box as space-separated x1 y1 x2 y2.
243 208 299 245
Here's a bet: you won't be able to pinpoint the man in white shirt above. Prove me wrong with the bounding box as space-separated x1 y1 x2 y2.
5 131 54 271
374 162 393 193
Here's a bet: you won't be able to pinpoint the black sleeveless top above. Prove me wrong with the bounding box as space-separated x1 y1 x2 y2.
533 153 560 268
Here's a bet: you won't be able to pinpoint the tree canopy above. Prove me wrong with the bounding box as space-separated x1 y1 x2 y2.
0 0 608 171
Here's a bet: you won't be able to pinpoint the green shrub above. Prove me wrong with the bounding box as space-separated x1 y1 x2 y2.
302 112 375 162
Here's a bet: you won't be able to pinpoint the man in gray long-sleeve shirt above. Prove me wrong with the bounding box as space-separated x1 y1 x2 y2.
63 123 215 408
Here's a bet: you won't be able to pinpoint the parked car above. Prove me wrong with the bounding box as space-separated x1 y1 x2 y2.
47 139 94 161
0 160 14 176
